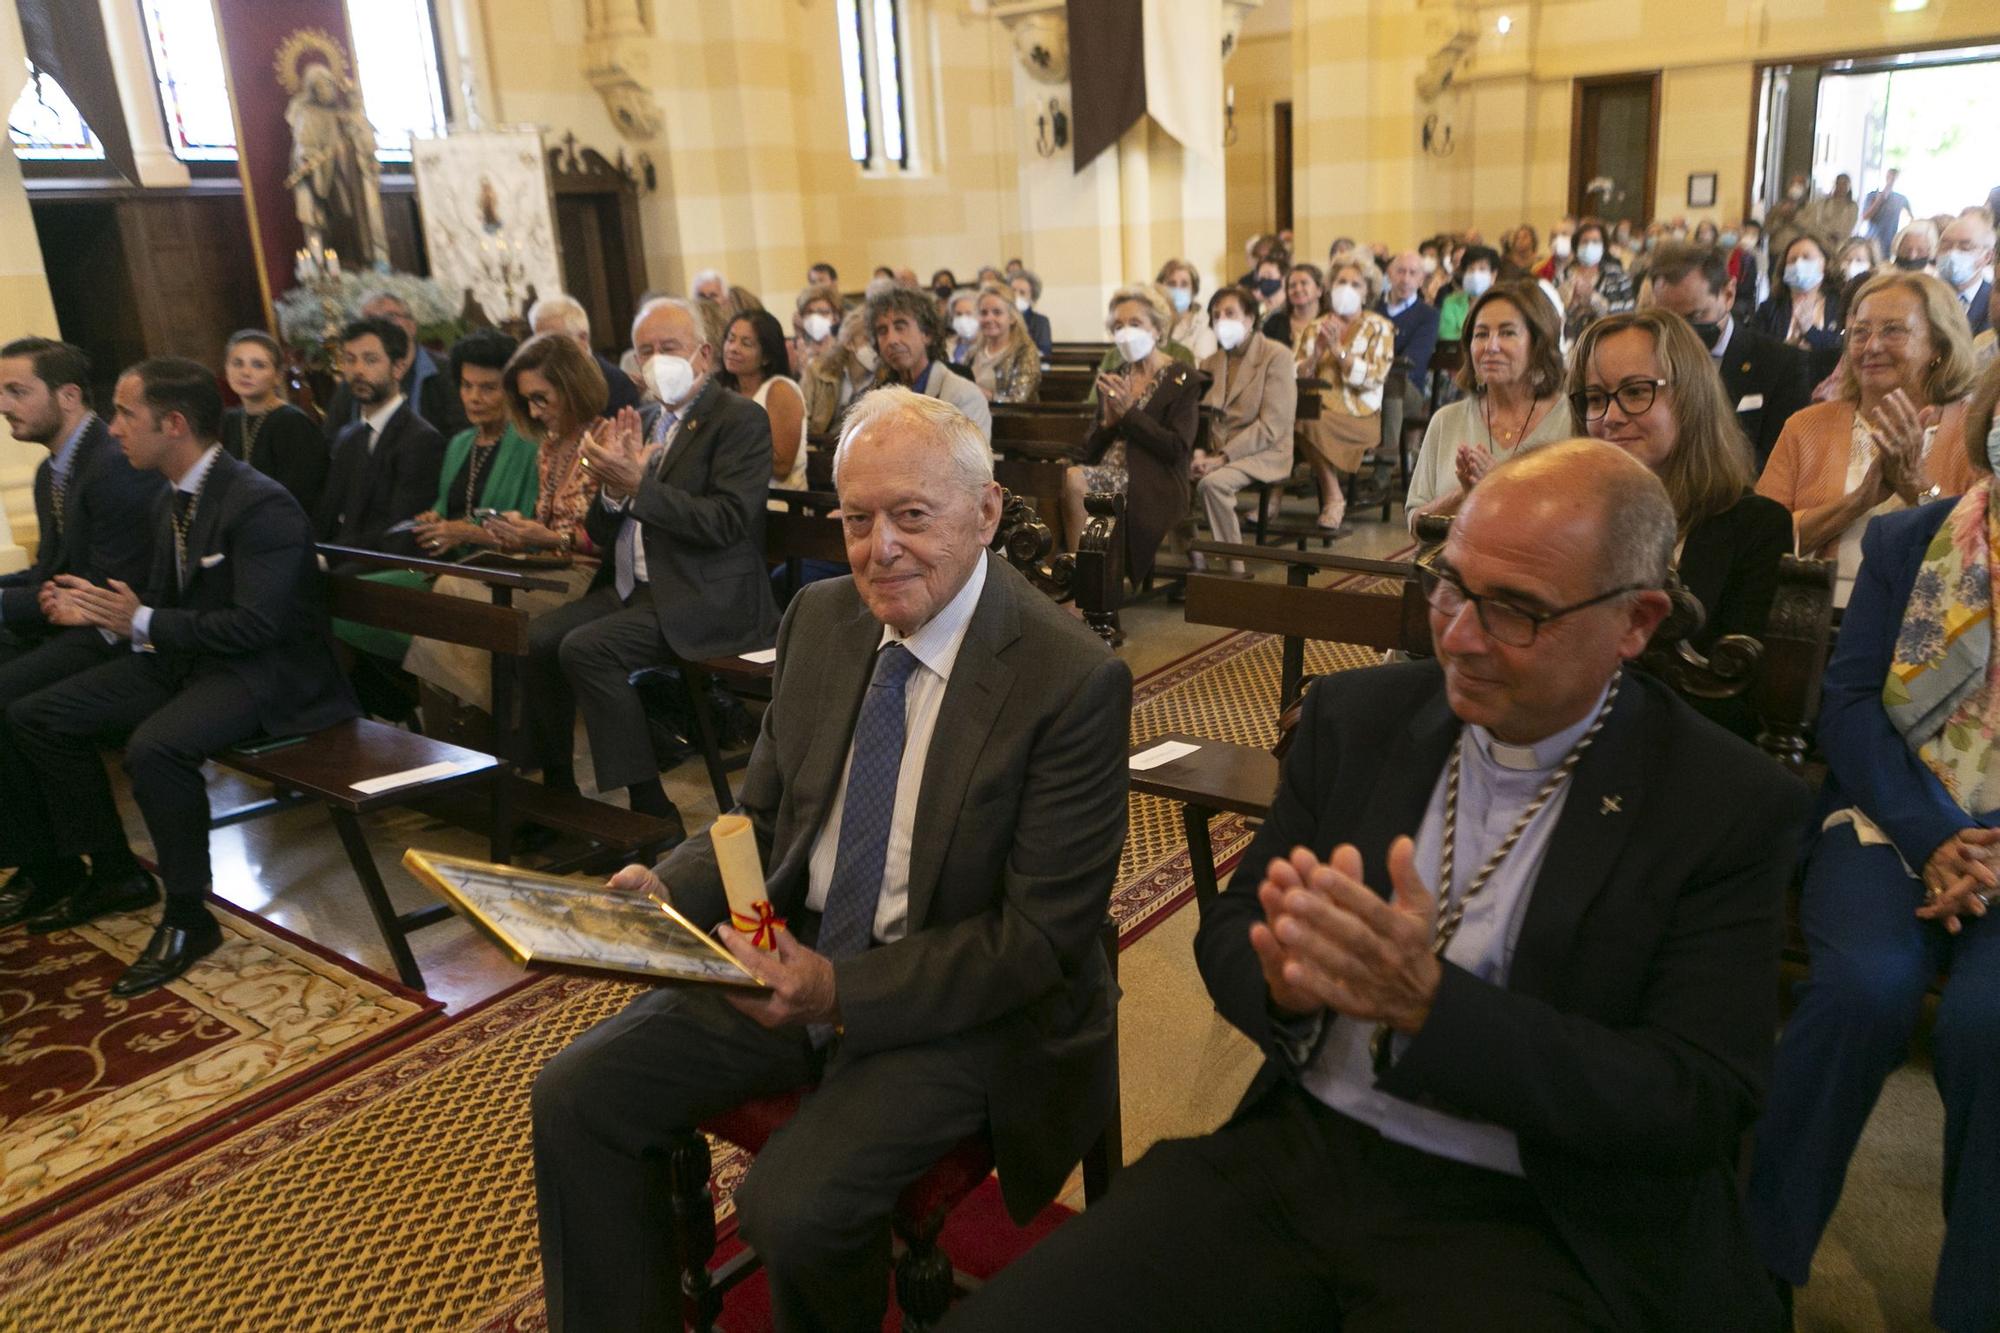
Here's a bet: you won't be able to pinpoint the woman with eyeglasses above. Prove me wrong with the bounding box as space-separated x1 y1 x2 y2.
1569 309 1790 735
1756 270 1980 606
1745 357 2000 1333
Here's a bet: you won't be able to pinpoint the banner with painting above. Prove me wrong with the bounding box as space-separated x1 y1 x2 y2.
410 129 563 329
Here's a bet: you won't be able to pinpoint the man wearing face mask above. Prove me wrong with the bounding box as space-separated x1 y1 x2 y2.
522 296 780 832
856 283 992 442
1937 214 1994 337
1008 269 1053 357
1645 242 1809 467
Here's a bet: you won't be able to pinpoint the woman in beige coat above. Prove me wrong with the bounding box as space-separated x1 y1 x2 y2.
1192 284 1298 574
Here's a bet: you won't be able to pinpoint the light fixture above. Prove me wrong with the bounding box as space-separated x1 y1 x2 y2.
1496 14 1513 34
1888 0 1928 11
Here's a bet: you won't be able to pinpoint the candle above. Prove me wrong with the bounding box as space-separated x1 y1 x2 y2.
1226 85 1235 111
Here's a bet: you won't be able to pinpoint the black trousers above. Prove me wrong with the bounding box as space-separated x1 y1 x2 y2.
946 1080 1613 1332
531 984 995 1332
0 627 121 868
7 653 264 902
524 582 674 792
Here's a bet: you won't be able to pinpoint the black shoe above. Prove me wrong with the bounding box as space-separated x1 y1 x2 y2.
112 916 224 996
26 868 160 934
0 869 71 930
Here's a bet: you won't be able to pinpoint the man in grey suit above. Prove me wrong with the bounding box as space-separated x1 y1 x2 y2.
531 387 1131 1331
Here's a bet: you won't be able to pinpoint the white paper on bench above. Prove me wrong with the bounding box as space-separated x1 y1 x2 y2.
740 648 779 664
1129 739 1200 771
351 757 489 795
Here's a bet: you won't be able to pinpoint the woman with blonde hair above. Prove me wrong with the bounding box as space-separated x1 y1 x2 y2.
1156 258 1217 359
802 304 877 435
968 282 1041 403
1294 255 1396 531
789 281 842 378
1757 269 1980 605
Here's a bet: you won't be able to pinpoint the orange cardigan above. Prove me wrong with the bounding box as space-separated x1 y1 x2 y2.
1753 398 1974 556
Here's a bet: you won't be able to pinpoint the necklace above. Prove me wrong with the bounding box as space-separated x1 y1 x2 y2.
237 406 274 462
1482 392 1546 448
172 458 218 588
463 436 499 515
1370 672 1623 1072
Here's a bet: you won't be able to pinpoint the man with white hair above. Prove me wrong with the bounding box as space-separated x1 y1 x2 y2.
1377 250 1440 392
1936 213 1994 337
690 267 728 305
531 387 1130 1330
527 292 644 415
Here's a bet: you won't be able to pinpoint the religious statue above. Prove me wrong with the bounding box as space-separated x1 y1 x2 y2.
276 30 390 271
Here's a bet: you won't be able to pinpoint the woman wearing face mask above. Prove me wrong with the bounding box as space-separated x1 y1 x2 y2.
1008 268 1053 357
1752 235 1845 383
802 304 877 435
929 269 959 305
1250 258 1287 320
1155 258 1217 360
1293 258 1396 532
1261 262 1329 348
1893 220 1940 273
1532 223 1574 282
1418 238 1451 303
1570 309 1790 736
789 283 841 379
1756 270 1980 606
1835 237 1881 300
1555 220 1636 340
1436 244 1501 344
942 287 984 367
1061 285 1199 583
1192 285 1298 573
1406 280 1572 532
967 283 1041 404
1744 358 2000 1333
220 329 328 515
717 310 807 493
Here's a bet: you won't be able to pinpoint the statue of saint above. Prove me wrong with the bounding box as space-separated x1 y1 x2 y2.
283 59 390 270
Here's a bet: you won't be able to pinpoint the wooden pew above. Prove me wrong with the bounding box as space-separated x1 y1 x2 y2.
1038 367 1097 404
1046 341 1110 371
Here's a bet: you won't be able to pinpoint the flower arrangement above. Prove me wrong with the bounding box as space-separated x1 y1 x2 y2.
275 267 465 370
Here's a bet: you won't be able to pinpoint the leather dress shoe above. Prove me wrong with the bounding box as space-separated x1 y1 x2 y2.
0 870 70 930
112 916 223 997
26 868 160 934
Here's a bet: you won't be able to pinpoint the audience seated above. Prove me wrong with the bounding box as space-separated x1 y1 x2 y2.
789 282 842 379
1248 256 1286 322
805 260 837 289
314 317 447 564
1748 360 2000 1333
1062 285 1199 582
691 268 728 305
1937 213 1994 337
1730 220 1768 320
0 359 355 995
945 288 981 366
1644 242 1811 467
718 309 808 493
1756 270 1979 607
1835 236 1883 306
1754 234 1846 384
530 387 1129 1331
967 283 1041 404
802 303 877 436
1406 279 1572 531
219 330 329 515
1261 261 1327 348
1554 220 1637 340
529 293 645 417
523 296 778 832
1156 258 1218 361
1377 250 1441 395
1436 243 1500 343
957 441 1812 1330
1893 219 1940 273
322 288 459 440
929 269 960 305
1497 222 1541 280
1295 256 1397 533
404 332 605 719
726 286 765 319
856 283 992 442
1007 268 1053 357
1191 285 1297 573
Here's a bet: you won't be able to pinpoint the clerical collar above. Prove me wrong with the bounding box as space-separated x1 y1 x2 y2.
1466 681 1613 772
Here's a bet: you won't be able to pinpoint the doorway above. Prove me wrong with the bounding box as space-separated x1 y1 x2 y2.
1570 73 1660 227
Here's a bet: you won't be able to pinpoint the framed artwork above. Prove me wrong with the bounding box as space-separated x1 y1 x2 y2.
1687 172 1718 209
410 128 563 326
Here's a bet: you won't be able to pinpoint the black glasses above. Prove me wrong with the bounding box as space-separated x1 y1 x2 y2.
1417 558 1651 648
1572 378 1669 421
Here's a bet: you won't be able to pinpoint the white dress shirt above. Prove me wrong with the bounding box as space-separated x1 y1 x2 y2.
359 393 405 450
804 553 989 944
606 393 697 589
129 442 224 649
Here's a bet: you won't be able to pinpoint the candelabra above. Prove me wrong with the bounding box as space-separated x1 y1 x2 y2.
478 236 530 318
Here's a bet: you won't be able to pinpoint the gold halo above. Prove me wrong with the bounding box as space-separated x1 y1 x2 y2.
273 28 351 95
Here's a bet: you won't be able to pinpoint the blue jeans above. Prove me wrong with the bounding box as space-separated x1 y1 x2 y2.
1747 823 2000 1332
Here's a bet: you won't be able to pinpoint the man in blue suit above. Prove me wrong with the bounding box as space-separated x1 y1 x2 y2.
1377 251 1440 393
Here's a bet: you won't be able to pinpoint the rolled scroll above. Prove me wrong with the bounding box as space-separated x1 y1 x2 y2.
711 814 784 949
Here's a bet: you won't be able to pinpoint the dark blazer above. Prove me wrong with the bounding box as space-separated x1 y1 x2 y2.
1714 321 1811 467
1816 498 1985 870
583 378 779 660
221 403 329 518
1082 361 1198 586
1751 288 1845 385
594 350 645 416
660 553 1131 1222
314 399 447 557
1962 279 1992 338
143 449 357 736
0 416 165 627
415 369 470 441
1021 307 1053 358
1375 295 1440 387
321 344 449 440
1196 662 1811 1330
1679 491 1794 740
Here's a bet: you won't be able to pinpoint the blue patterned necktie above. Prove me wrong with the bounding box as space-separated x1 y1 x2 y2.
614 410 676 600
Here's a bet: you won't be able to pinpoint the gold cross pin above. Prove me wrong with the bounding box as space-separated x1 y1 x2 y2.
1600 795 1623 815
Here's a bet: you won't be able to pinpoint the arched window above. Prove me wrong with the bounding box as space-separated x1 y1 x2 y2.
8 62 106 161
836 0 917 173
138 0 448 164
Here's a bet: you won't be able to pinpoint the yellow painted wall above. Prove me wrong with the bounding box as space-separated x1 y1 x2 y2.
1224 31 1290 263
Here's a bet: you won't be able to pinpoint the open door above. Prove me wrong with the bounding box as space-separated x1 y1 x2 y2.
1570 73 1660 227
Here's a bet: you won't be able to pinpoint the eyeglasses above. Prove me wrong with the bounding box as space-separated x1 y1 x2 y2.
1417 557 1651 648
1846 323 1915 349
1571 378 1669 421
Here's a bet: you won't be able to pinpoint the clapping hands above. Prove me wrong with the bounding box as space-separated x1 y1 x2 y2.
581 406 649 498
1861 389 1938 506
1454 442 1494 493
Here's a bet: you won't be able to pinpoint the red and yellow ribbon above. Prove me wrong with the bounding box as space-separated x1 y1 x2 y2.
729 900 786 950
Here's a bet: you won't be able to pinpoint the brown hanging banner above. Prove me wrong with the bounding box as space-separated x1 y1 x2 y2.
1066 0 1146 175
210 0 389 320
15 0 138 183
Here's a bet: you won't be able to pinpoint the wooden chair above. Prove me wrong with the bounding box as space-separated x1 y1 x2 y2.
666 920 1124 1331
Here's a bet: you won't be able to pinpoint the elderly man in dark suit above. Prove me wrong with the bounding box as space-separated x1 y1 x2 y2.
0 337 167 926
956 441 1811 1331
523 296 779 830
314 317 447 560
1648 241 1810 467
528 291 645 416
2 358 356 995
531 386 1131 1331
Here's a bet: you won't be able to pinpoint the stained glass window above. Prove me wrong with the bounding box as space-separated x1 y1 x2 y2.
837 0 915 172
8 63 106 161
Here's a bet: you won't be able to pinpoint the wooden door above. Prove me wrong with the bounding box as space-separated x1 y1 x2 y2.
1274 100 1293 234
1570 73 1660 225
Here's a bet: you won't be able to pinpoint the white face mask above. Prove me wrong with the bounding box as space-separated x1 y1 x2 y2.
1986 418 2000 477
1168 285 1193 312
1784 259 1824 293
854 345 879 373
1462 270 1494 299
1015 295 1031 313
1938 250 1984 289
1328 284 1363 318
952 314 979 341
801 313 834 342
1844 258 1873 281
1420 255 1439 275
1550 234 1572 259
1214 317 1248 351
648 353 696 405
1113 326 1156 364
1576 241 1605 266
